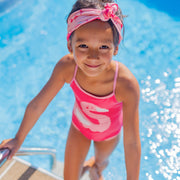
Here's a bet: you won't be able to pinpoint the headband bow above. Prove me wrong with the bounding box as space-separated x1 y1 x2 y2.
100 3 118 21
67 3 123 43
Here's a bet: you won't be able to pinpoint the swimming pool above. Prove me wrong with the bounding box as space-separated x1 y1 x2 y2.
0 0 179 179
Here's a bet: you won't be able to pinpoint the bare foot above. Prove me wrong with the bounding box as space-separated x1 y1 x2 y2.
81 157 95 177
81 157 108 180
89 164 104 180
89 160 108 180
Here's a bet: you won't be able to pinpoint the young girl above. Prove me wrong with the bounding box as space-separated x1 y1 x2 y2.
0 0 141 179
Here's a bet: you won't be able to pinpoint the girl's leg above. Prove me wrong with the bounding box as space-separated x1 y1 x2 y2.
89 135 120 180
64 124 91 180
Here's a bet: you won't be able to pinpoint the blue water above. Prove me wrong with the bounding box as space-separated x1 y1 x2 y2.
0 0 180 179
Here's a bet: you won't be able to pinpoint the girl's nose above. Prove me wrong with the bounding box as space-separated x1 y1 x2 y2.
88 49 99 59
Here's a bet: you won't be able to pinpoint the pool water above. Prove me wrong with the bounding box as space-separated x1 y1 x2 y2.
0 0 180 179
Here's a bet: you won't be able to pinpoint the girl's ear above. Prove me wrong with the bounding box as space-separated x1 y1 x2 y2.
114 46 119 55
67 40 73 53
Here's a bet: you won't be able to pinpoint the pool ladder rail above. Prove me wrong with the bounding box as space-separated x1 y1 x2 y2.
15 147 57 170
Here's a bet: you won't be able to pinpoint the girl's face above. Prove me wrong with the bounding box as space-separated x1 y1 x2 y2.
68 20 118 77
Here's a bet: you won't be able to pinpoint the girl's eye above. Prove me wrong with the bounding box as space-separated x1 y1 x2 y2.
100 45 109 49
78 44 88 48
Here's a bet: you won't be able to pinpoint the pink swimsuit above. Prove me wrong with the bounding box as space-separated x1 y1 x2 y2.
70 62 123 141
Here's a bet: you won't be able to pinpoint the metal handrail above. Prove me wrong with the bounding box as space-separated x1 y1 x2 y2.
15 147 57 170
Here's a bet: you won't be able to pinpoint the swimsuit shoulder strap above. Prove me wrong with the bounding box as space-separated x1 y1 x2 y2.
71 65 78 82
113 61 119 93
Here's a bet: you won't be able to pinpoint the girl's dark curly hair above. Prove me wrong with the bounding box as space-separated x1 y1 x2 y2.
67 0 125 47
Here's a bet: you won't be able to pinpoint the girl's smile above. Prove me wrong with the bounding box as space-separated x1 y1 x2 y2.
68 20 118 77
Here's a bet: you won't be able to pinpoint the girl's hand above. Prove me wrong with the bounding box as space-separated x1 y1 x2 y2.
0 138 22 160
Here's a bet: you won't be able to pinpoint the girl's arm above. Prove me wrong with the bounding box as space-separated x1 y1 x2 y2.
122 77 141 180
0 55 73 159
116 63 141 180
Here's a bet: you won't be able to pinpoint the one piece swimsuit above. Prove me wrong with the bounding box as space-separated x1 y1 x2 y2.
70 62 123 141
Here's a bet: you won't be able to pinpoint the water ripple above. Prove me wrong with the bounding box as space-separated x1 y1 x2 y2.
141 74 180 179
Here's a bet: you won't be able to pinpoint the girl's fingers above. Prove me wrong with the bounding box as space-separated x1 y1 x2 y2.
8 149 15 160
7 147 19 160
0 139 19 160
0 138 22 160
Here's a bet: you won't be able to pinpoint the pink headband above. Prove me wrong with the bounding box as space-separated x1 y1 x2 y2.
67 3 123 43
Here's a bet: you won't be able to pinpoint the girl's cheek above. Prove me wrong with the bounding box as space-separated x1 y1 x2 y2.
73 51 85 62
76 49 88 58
101 52 113 59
